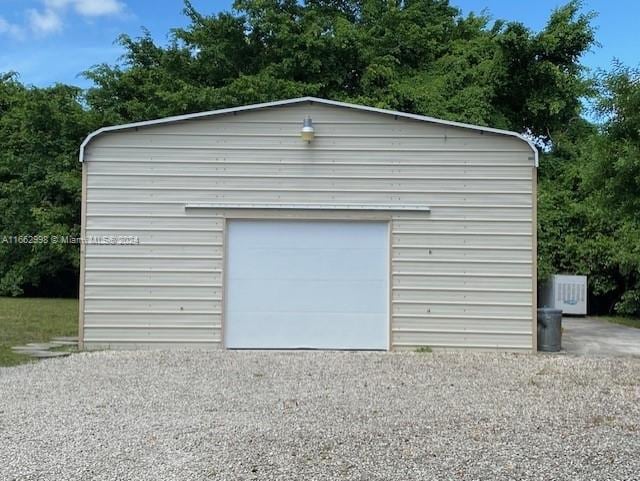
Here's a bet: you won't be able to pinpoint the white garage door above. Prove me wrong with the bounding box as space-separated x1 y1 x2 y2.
225 220 388 349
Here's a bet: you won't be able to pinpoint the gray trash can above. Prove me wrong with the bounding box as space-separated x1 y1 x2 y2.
537 308 562 352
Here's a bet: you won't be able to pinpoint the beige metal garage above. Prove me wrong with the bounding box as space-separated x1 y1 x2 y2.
78 97 538 351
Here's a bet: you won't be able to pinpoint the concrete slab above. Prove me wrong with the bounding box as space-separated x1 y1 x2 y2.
50 340 78 346
562 316 640 357
26 343 57 350
11 345 51 352
27 350 71 358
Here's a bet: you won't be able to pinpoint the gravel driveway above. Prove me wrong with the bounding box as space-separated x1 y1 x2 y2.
1 351 639 481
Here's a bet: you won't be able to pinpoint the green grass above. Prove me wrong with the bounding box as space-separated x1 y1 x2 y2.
0 297 78 367
414 346 433 353
601 315 640 329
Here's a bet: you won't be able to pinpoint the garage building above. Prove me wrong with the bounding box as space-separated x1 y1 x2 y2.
78 97 538 351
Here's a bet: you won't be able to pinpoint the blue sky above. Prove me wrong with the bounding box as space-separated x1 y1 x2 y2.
0 0 638 88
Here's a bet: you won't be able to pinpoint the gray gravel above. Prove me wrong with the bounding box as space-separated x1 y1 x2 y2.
1 351 639 481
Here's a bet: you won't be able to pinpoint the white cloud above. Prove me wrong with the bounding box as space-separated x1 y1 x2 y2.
0 16 24 38
44 0 124 17
28 8 63 35
24 0 125 37
74 0 124 17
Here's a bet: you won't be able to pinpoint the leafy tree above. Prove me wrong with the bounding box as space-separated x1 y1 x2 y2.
581 65 640 314
0 74 96 296
538 64 640 315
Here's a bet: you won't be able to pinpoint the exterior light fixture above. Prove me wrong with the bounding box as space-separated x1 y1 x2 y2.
301 116 314 143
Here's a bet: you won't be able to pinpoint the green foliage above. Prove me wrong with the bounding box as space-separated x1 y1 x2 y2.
0 75 98 296
415 346 433 353
582 65 640 315
495 1 596 140
538 65 640 316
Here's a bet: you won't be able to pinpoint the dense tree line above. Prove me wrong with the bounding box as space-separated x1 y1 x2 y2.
0 0 638 315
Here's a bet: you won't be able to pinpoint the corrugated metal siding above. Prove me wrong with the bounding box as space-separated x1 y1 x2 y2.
82 101 534 350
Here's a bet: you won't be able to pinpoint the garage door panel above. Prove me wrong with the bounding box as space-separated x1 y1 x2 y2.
227 312 387 349
226 220 389 349
229 248 386 280
228 279 387 313
229 221 386 249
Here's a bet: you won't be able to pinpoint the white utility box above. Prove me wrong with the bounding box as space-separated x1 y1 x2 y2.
540 274 588 315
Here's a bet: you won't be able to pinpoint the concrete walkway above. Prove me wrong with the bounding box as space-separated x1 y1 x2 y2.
562 317 640 357
10 337 77 359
